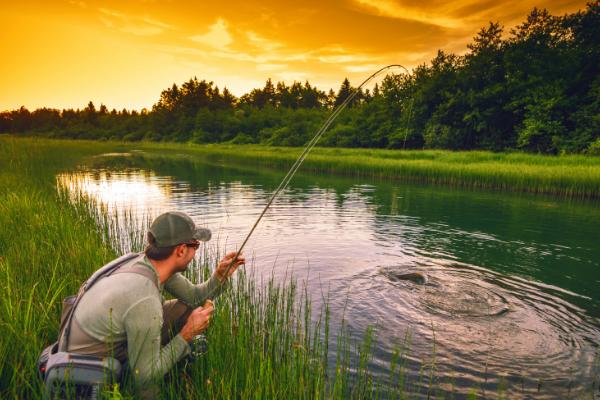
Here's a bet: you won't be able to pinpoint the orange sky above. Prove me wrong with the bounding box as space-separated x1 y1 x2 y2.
0 0 588 111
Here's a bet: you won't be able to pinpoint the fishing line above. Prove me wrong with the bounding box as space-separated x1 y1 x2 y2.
207 64 410 299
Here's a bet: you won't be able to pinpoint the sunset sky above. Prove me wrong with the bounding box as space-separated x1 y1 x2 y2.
1 0 588 111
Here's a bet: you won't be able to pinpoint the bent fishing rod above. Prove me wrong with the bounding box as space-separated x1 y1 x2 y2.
206 64 410 300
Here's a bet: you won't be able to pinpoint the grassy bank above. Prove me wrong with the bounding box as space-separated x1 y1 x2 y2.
136 142 600 199
7 135 600 199
0 138 419 398
0 138 125 397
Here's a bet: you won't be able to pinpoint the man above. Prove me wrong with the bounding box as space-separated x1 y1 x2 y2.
62 211 245 397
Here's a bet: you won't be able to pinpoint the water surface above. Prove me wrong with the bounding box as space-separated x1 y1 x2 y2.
58 151 600 398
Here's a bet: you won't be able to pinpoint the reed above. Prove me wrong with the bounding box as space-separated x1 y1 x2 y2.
0 138 119 397
135 142 600 199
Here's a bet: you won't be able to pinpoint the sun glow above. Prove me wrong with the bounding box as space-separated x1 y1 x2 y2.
1 0 587 111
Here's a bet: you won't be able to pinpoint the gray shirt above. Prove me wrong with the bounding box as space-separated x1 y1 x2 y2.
69 254 222 385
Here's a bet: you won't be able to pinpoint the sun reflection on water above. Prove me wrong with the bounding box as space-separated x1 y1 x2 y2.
57 170 172 211
56 170 181 251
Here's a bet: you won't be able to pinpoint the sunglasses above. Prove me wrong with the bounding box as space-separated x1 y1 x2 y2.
184 241 201 250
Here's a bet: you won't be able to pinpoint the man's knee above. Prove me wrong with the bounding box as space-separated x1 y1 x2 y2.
161 300 193 344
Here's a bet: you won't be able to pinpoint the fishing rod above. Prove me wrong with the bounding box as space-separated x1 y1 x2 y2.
206 64 410 300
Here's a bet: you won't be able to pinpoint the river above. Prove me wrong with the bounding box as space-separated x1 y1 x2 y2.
57 150 600 399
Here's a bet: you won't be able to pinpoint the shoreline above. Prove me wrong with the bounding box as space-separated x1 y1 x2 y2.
5 135 600 199
132 139 600 199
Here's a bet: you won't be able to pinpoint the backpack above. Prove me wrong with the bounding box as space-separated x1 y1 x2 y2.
37 252 158 399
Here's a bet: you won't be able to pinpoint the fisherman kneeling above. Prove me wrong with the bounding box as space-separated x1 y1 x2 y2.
57 211 244 398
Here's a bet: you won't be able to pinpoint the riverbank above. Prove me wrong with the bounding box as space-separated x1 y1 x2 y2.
140 142 600 199
6 135 600 198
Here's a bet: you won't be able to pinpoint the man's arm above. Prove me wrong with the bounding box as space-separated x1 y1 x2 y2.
163 272 222 307
123 296 190 386
164 252 245 307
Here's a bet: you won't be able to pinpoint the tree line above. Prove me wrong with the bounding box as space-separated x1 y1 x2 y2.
1 2 599 154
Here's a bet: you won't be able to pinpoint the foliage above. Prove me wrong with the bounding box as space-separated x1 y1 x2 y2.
1 3 600 154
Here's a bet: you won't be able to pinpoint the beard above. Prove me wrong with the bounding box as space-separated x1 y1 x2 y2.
176 252 196 272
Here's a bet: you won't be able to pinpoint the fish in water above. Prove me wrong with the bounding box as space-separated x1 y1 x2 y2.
384 269 428 285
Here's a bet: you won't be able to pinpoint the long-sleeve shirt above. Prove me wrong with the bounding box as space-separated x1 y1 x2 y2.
68 254 222 387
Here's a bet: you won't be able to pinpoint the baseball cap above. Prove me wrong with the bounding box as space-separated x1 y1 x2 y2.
149 211 212 247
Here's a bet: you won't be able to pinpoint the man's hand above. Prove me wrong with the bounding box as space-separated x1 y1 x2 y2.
214 251 245 282
180 300 214 343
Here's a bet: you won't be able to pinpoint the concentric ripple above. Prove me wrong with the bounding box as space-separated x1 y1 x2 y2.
420 280 511 318
347 259 600 398
381 266 512 317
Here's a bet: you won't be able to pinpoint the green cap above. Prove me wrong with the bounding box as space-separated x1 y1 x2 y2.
149 211 212 247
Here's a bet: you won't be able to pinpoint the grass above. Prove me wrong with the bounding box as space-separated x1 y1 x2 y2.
7 135 600 199
136 142 600 199
1 136 598 399
0 137 418 398
0 138 122 397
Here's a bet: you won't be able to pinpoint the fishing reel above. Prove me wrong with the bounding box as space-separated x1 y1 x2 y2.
190 334 209 359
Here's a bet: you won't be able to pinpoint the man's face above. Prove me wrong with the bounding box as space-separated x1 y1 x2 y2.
174 241 200 271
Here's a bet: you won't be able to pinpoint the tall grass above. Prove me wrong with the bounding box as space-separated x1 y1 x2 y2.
135 142 600 199
0 138 121 397
0 138 407 398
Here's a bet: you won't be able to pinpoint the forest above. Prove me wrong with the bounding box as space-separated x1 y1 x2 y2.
1 3 599 155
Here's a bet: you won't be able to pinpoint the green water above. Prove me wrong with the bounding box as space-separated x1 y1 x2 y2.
60 151 600 398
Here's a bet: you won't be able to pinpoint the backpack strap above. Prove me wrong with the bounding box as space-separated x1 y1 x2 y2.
84 253 141 290
111 262 159 290
58 252 142 352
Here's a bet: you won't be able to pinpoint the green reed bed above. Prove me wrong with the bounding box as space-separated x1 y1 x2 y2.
0 138 120 397
139 143 600 199
0 136 415 398
6 135 600 198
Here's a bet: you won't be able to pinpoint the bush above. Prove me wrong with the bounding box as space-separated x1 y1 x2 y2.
321 124 359 147
587 138 600 156
228 133 256 144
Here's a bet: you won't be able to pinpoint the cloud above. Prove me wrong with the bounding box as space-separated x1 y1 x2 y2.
98 7 173 36
156 43 275 65
318 53 372 64
190 18 233 49
352 0 463 28
98 7 126 19
68 0 86 8
256 63 287 72
139 16 173 30
275 71 309 82
344 64 383 73
246 31 283 52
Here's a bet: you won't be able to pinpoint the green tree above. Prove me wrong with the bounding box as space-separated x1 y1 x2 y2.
334 78 355 107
